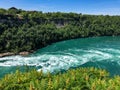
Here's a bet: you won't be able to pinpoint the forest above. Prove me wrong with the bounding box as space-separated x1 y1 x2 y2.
0 7 120 53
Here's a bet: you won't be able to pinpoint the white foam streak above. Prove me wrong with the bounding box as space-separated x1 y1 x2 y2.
0 48 120 73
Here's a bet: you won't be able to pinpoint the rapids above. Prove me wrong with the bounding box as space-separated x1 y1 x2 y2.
1 36 120 77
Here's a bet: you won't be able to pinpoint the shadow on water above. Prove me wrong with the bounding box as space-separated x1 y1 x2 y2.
0 66 35 78
80 61 120 77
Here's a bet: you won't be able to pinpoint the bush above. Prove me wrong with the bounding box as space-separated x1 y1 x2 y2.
0 67 120 90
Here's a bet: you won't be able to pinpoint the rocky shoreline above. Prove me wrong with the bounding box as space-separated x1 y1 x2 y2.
0 51 34 57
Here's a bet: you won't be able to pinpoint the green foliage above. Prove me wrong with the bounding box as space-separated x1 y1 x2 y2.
1 67 120 90
1 7 120 89
0 8 120 53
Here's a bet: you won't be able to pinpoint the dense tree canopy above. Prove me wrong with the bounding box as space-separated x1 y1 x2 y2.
0 7 120 53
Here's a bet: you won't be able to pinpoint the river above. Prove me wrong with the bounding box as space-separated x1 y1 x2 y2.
0 36 120 77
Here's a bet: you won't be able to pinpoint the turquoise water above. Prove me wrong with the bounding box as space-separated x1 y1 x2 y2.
1 36 120 77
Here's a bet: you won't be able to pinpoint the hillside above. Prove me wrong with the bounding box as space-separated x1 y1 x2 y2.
0 7 120 53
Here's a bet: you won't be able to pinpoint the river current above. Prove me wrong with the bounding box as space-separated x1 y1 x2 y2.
0 36 120 77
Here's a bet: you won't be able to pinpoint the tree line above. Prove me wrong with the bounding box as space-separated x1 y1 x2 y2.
0 7 120 53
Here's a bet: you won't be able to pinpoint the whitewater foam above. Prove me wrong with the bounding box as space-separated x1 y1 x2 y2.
1 36 120 76
0 48 116 73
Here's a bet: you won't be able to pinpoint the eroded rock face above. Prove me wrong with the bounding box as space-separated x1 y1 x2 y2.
0 52 14 57
19 51 29 56
0 50 34 57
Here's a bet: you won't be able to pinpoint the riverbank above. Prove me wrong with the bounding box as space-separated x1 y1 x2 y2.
0 50 34 57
